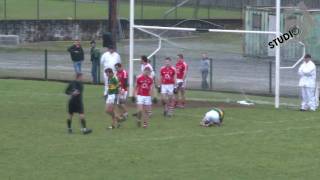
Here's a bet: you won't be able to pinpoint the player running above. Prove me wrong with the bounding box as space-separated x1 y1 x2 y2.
200 108 224 127
175 54 188 108
134 66 154 128
115 63 129 120
104 68 121 129
65 73 92 134
159 57 176 117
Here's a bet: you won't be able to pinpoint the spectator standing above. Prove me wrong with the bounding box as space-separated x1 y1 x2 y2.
200 53 210 89
100 47 121 96
90 40 101 84
67 40 84 74
298 54 317 111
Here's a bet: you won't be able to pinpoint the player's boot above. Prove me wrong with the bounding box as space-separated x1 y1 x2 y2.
137 120 142 127
143 122 148 128
82 128 92 135
107 125 115 130
163 110 168 117
67 128 73 134
122 112 128 120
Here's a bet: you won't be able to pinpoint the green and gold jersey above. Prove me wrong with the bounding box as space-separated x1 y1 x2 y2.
108 76 119 95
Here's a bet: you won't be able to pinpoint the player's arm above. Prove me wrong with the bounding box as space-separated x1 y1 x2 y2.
67 45 73 53
183 64 188 80
117 53 121 64
100 54 105 65
123 72 129 90
115 78 120 94
94 49 101 59
158 72 162 86
134 78 139 97
65 83 72 95
174 68 177 84
302 64 316 76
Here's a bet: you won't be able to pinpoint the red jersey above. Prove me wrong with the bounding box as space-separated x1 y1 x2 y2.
136 74 153 96
176 59 188 79
116 69 128 91
160 66 176 84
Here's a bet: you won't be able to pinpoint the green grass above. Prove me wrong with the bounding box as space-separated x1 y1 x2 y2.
0 32 243 53
0 0 241 20
0 79 320 179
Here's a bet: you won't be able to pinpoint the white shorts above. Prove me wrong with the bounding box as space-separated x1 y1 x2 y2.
106 94 119 104
161 84 174 95
176 79 187 88
137 95 152 106
119 91 128 103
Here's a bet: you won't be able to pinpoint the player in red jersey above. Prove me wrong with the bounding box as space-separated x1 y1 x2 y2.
134 66 154 128
159 57 176 117
175 54 188 108
115 63 129 120
140 55 155 78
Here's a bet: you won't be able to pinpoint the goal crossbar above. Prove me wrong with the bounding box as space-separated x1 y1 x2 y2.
134 25 277 35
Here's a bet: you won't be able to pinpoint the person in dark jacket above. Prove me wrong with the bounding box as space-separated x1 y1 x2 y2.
67 40 84 74
90 40 101 84
65 73 92 134
200 53 210 89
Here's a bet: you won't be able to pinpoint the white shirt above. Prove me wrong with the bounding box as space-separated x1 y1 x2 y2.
298 60 316 88
141 63 155 77
204 110 220 124
100 51 121 72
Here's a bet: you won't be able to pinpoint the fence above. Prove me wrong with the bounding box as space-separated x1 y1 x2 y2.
2 0 319 20
0 48 312 98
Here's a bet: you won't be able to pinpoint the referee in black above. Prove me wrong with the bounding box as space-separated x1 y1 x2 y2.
65 73 92 134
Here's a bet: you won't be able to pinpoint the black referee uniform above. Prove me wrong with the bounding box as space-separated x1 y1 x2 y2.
65 80 84 114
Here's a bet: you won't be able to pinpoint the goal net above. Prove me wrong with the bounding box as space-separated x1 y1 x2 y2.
126 0 316 108
0 35 19 46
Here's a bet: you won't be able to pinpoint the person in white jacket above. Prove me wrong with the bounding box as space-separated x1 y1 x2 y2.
100 47 121 96
298 54 317 111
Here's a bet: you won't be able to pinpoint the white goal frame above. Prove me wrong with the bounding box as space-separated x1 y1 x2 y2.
129 0 282 108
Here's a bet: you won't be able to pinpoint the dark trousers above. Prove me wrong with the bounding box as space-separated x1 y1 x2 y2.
91 61 99 84
201 70 209 89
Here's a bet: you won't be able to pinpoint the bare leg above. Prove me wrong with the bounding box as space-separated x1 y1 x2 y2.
106 104 117 128
136 104 144 127
143 105 151 128
167 95 175 116
67 113 73 133
161 94 168 116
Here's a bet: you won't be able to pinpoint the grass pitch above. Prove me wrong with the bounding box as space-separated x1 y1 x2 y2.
0 0 241 20
1 79 320 180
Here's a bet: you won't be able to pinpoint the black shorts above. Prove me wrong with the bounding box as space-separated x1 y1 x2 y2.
68 100 84 114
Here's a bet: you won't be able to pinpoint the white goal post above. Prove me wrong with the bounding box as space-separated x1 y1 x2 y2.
129 0 282 108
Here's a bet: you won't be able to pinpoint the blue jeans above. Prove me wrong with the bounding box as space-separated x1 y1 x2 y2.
91 61 99 84
201 70 209 89
73 61 82 74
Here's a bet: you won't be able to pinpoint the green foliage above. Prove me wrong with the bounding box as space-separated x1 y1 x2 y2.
0 79 320 179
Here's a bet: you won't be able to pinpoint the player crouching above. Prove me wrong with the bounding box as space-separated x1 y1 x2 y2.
159 57 176 117
105 68 121 129
133 66 154 128
65 73 92 134
200 108 224 127
115 63 129 120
